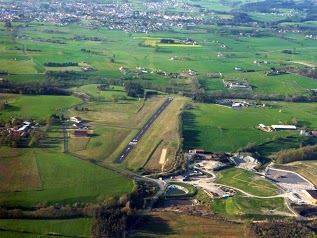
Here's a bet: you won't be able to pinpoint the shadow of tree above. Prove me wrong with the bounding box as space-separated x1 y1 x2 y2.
182 111 201 150
130 214 175 237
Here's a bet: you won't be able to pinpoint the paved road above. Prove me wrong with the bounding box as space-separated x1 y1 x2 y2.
115 97 173 164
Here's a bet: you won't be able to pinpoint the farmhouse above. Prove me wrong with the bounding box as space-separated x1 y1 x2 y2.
271 125 297 131
70 116 82 123
189 149 204 154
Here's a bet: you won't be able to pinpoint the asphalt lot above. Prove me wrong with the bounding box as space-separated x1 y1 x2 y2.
115 97 173 164
266 168 310 184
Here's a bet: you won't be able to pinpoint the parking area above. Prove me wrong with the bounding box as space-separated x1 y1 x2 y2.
266 168 315 192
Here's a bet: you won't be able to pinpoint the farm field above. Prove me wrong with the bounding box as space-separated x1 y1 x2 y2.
69 84 128 99
130 211 249 238
0 149 42 192
1 21 315 96
183 102 317 153
216 168 280 197
0 148 133 207
0 218 91 238
222 71 317 95
0 95 83 120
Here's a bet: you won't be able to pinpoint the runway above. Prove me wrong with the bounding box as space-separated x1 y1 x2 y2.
115 97 173 164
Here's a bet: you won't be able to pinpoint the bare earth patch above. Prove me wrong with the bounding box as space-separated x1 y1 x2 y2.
159 148 167 165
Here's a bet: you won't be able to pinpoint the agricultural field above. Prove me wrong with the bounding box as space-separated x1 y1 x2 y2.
0 95 83 120
0 148 133 207
216 168 280 197
130 211 250 238
0 218 91 238
183 102 317 153
1 20 315 96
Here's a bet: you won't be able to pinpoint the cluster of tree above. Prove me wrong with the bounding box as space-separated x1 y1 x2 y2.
0 80 70 95
97 83 110 91
272 144 317 164
45 71 109 87
44 62 78 67
0 130 21 147
0 101 8 111
160 39 175 44
0 115 56 148
0 203 99 219
189 86 317 103
92 180 158 238
0 70 8 75
92 206 129 238
33 38 66 44
74 106 89 111
124 82 144 97
73 35 101 41
5 20 11 28
7 47 42 52
283 66 317 80
81 48 93 53
281 49 293 54
248 219 317 238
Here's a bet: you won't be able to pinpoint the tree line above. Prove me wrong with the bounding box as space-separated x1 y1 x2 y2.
272 144 317 164
0 79 70 95
44 62 78 67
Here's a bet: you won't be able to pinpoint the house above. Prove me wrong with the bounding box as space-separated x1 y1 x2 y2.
74 130 88 137
72 123 84 129
70 116 82 123
232 102 243 107
189 149 204 154
271 125 297 130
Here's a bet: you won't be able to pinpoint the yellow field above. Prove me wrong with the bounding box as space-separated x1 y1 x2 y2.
142 38 201 47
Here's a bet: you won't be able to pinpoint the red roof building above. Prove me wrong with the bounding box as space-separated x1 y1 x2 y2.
74 130 88 137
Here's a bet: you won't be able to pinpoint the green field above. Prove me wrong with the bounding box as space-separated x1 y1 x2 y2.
0 20 315 95
211 195 290 220
0 149 133 207
0 95 83 120
0 218 91 238
216 168 280 197
183 102 317 153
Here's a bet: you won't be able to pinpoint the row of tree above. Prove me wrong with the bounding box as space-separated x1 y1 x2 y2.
44 62 78 67
272 144 317 164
